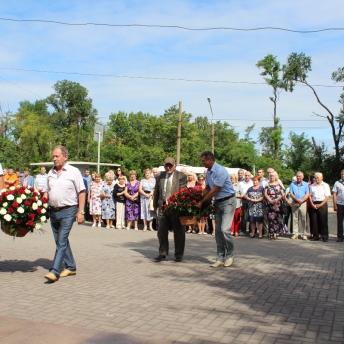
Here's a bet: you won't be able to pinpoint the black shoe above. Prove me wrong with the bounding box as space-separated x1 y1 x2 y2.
337 238 343 242
310 237 320 241
174 257 182 262
322 238 328 242
154 255 166 262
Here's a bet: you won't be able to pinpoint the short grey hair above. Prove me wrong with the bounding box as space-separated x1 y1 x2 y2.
314 172 323 178
54 145 69 156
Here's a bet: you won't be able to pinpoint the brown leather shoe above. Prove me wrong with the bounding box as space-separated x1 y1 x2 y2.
60 269 76 278
45 272 59 282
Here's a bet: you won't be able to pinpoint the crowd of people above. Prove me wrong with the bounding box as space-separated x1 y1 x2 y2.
0 164 342 242
1 147 344 280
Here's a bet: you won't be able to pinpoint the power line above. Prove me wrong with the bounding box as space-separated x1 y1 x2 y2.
0 76 43 98
1 67 343 88
214 119 325 121
0 17 343 33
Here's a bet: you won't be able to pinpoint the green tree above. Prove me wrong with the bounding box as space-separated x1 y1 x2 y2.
257 54 287 158
15 110 57 163
0 136 24 170
284 132 313 173
282 53 344 165
45 80 98 159
258 118 283 158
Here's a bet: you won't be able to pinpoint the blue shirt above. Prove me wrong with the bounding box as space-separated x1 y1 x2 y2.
206 162 235 200
83 174 92 190
289 181 309 199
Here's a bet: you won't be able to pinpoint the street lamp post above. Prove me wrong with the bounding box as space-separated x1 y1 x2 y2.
207 97 214 154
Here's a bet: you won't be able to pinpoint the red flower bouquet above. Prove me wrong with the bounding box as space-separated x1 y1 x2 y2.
0 186 48 237
163 187 213 221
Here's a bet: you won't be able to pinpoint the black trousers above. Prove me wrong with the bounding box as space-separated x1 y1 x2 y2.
337 204 344 239
309 202 328 239
240 200 248 233
157 211 185 258
284 205 293 233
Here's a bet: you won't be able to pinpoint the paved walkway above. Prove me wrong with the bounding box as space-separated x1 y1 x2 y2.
0 221 343 344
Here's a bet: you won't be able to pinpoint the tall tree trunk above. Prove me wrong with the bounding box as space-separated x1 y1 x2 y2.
305 81 343 163
273 88 278 159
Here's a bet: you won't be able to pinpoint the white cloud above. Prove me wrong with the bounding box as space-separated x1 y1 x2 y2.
0 0 343 149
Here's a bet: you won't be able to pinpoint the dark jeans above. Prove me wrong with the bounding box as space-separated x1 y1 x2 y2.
240 200 248 233
49 206 77 275
307 207 314 236
157 210 185 258
284 205 293 233
84 202 91 222
337 204 344 239
309 202 328 240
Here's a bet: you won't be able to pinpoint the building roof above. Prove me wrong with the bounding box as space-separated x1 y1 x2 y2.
30 161 120 167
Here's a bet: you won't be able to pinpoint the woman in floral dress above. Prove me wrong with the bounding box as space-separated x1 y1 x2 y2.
101 174 116 228
139 168 156 231
88 173 103 227
124 170 140 230
264 171 287 239
244 176 264 238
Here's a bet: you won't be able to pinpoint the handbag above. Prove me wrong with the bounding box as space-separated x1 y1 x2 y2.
280 201 288 214
149 197 155 211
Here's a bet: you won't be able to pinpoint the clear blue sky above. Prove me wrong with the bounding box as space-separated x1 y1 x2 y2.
0 0 343 150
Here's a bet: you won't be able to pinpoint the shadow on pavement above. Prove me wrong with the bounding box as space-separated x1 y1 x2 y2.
0 258 52 273
116 235 344 342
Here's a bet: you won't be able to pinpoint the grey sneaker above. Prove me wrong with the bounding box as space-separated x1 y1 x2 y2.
239 232 246 236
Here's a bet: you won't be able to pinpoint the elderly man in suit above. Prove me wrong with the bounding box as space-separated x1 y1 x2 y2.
153 157 187 262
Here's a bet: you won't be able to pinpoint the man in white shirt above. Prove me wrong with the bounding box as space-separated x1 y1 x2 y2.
43 146 86 282
238 171 253 235
333 169 344 242
309 172 331 242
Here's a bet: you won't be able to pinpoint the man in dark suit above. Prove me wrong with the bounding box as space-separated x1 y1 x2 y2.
153 157 187 262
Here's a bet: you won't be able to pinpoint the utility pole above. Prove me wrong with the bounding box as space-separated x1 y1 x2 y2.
93 124 104 173
176 101 182 165
207 97 214 154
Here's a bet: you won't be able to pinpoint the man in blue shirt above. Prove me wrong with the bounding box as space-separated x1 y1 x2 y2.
289 171 309 240
197 151 236 268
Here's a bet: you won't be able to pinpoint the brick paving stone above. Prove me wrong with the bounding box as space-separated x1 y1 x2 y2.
1 222 344 343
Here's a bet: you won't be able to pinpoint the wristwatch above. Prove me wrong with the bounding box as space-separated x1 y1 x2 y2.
78 211 85 215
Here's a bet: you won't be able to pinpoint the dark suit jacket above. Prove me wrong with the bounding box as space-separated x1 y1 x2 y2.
153 170 187 209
